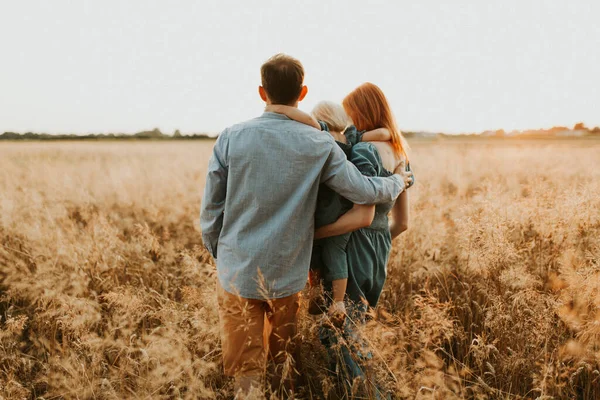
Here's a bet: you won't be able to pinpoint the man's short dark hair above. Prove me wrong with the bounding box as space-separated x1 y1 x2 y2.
260 54 304 105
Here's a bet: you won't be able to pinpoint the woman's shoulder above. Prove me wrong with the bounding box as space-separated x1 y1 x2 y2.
370 141 403 172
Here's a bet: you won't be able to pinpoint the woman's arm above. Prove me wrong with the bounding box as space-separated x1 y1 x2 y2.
314 204 375 239
361 128 391 142
265 105 321 130
389 190 409 239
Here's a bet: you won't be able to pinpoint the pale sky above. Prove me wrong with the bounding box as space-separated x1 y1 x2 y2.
1 0 599 134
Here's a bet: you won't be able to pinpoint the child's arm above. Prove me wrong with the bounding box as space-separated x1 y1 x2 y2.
265 105 321 130
361 128 391 142
314 204 375 239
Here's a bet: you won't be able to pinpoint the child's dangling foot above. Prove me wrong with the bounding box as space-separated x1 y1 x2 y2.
328 300 346 328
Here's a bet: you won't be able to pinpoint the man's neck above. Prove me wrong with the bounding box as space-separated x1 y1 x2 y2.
266 101 298 108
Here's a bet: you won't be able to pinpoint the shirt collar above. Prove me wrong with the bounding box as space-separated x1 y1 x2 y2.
261 111 291 120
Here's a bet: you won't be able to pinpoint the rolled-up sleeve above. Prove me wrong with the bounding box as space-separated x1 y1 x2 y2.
200 132 229 258
321 141 404 204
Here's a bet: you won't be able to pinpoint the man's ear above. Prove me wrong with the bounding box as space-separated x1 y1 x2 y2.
298 85 308 102
258 86 268 102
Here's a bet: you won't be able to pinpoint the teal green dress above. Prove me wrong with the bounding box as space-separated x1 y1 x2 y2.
343 142 395 307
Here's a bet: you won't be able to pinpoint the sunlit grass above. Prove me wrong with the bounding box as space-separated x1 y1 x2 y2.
1 140 599 399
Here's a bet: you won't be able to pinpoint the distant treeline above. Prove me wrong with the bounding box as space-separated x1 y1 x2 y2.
404 122 600 140
0 128 212 141
2 123 600 141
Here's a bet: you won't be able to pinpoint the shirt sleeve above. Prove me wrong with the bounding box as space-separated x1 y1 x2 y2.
353 142 416 187
349 142 382 177
320 140 404 205
200 131 229 258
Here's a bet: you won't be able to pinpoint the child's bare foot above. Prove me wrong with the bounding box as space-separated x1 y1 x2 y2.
328 301 346 328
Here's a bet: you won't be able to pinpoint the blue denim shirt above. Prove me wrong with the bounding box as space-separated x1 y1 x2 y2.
200 112 405 299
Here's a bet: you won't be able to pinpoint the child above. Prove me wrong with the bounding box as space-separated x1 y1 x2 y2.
265 101 396 325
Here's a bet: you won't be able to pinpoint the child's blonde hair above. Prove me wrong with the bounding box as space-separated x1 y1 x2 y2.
310 101 353 133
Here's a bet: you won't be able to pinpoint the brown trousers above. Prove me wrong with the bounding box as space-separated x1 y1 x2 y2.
216 281 301 393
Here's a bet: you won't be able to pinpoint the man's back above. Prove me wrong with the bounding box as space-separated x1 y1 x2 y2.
203 112 333 299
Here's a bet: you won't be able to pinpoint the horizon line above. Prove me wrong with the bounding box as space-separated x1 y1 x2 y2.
2 122 597 137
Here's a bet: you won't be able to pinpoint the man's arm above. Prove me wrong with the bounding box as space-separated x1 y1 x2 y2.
321 142 410 204
200 132 229 259
265 105 321 130
314 204 375 239
362 128 391 142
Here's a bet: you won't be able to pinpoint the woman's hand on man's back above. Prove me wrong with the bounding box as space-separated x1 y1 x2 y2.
394 160 414 190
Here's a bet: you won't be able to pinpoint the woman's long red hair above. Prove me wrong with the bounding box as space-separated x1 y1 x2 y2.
342 82 409 160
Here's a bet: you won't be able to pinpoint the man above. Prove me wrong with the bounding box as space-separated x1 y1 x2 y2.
200 53 413 397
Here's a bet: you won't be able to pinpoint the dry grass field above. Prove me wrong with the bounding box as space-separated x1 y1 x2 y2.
1 139 599 399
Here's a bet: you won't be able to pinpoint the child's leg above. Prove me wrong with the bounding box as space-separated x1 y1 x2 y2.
329 278 348 327
320 233 351 288
321 233 351 326
331 278 348 303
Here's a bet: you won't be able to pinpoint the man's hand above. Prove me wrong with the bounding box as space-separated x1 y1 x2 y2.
394 160 414 190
